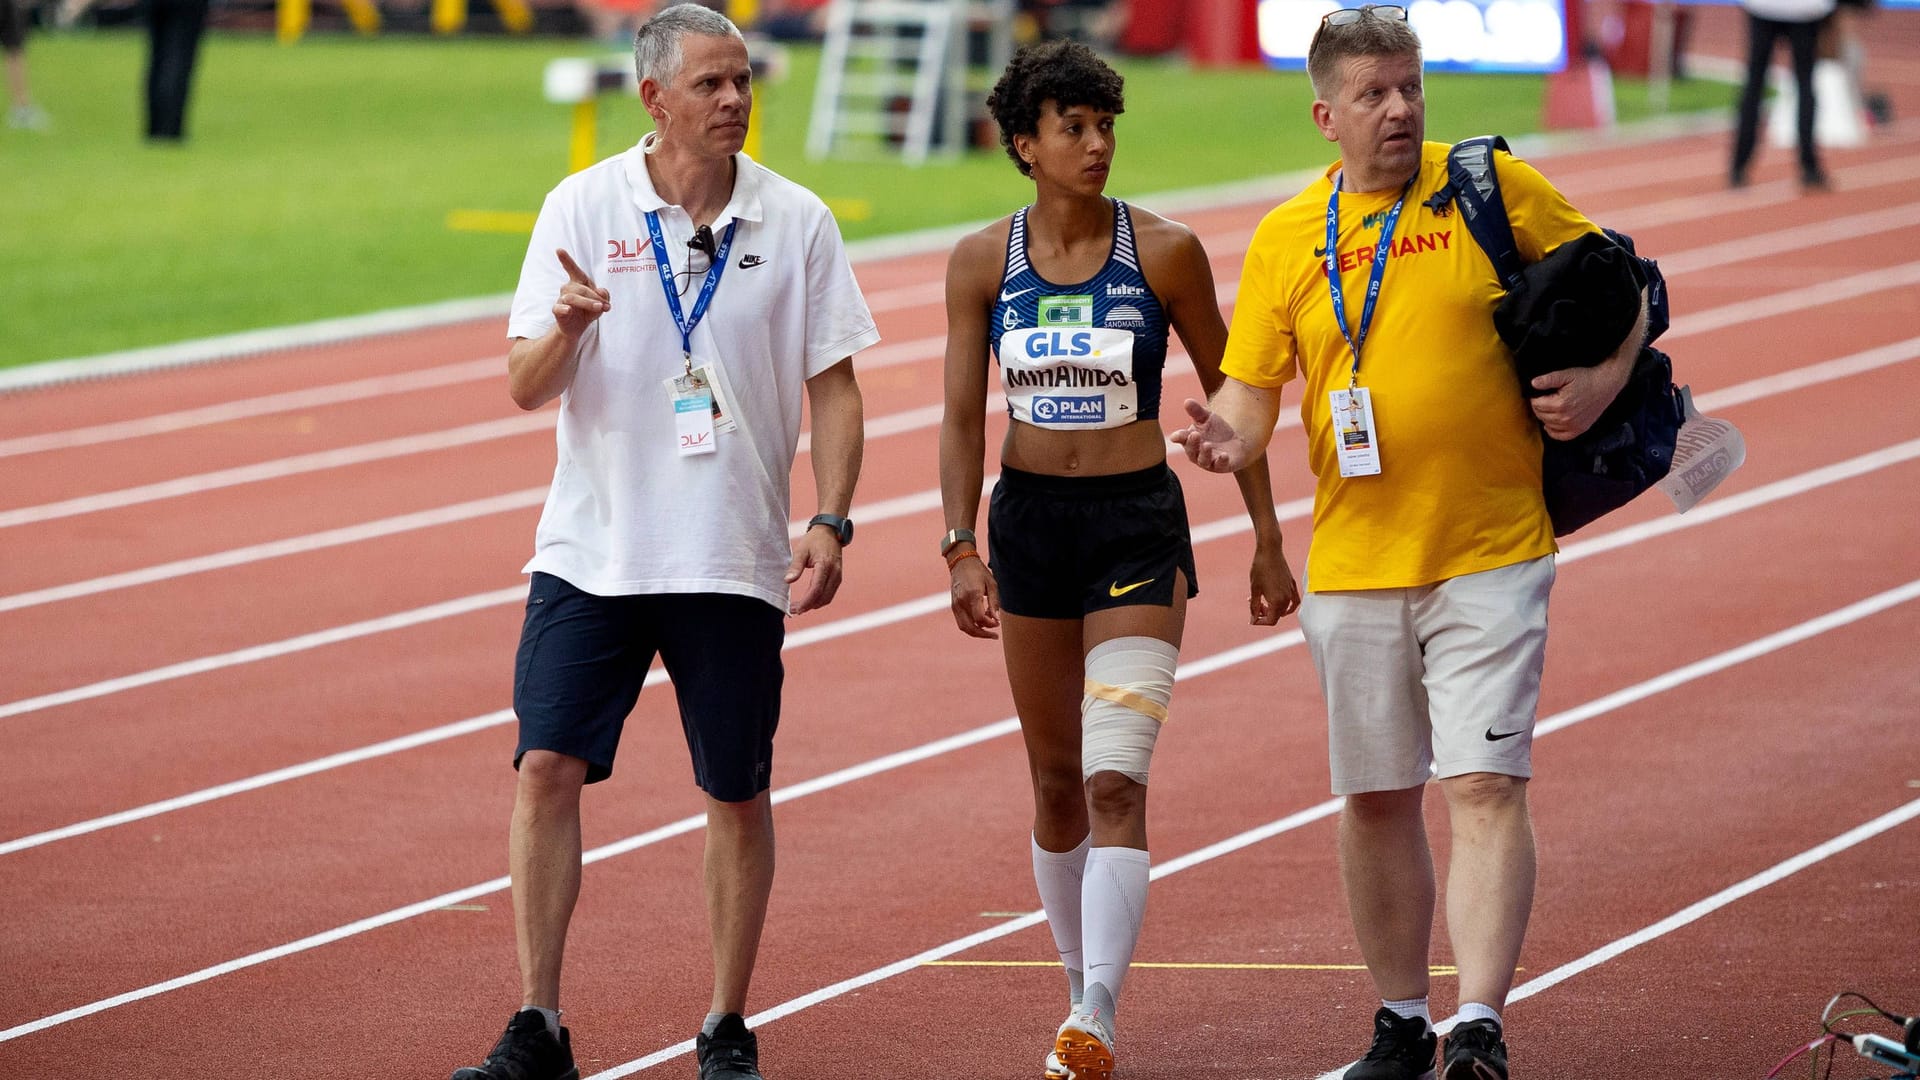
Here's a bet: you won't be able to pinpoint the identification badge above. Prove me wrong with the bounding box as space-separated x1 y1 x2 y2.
664 364 737 459
672 390 716 456
1329 387 1382 477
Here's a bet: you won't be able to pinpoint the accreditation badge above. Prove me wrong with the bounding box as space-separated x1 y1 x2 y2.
1329 387 1382 477
667 371 717 457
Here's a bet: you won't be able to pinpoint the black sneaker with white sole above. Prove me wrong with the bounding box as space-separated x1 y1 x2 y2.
451 1010 579 1080
696 1013 764 1080
1345 1007 1437 1080
1442 1018 1509 1080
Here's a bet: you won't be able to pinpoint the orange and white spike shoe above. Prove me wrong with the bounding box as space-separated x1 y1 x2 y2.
1044 1048 1071 1079
1053 1004 1116 1080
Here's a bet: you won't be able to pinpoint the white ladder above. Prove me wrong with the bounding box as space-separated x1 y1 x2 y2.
806 0 1012 165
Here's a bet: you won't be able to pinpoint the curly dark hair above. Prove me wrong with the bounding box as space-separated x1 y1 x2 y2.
985 39 1125 177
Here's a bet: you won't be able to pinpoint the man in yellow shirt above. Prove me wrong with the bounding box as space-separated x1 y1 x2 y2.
1172 7 1645 1079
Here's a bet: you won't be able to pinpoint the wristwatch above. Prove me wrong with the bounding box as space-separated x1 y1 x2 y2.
807 513 854 546
939 528 976 556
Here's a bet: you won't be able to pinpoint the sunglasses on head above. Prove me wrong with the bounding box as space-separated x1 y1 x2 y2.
1320 4 1408 27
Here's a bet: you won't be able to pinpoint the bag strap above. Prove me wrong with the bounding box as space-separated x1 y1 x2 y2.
1432 135 1526 291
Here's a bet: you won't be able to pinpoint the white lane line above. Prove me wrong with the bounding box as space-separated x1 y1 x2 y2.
0 357 504 460
1509 796 1920 1004
7 198 1913 530
0 479 1021 723
6 462 1919 1042
11 320 1915 623
1657 202 1920 276
0 588 964 857
1610 149 1920 231
0 501 1309 855
0 588 524 722
0 414 554 531
6 209 1914 557
8 333 1920 725
1312 784 1920 1079
590 577 1920 1079
0 490 549 614
1666 261 1920 341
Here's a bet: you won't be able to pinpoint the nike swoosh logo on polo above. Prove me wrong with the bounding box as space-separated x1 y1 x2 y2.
1484 728 1525 742
738 254 765 269
999 287 1035 303
1108 579 1155 598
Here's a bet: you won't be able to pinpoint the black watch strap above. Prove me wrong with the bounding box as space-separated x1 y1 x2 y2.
808 513 853 546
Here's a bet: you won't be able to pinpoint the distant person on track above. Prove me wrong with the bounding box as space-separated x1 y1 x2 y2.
1730 0 1835 190
2 0 50 131
938 38 1297 1080
1171 7 1647 1079
449 6 877 1080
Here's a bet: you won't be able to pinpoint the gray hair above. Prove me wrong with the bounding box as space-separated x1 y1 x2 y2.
1307 9 1422 99
634 3 744 86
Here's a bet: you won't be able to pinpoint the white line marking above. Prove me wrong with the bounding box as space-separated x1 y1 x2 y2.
0 414 554 531
0 357 503 460
1656 202 1920 276
1508 780 1920 988
7 463 1919 1042
0 502 1320 853
0 296 517 395
6 201 1913 532
1666 261 1920 341
0 480 1003 723
0 489 548 614
1313 785 1920 1078
592 578 1920 1078
0 588 524 722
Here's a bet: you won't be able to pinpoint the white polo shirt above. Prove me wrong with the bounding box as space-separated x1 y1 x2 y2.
508 144 880 608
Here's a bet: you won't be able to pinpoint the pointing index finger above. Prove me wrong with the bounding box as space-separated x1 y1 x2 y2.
556 248 595 286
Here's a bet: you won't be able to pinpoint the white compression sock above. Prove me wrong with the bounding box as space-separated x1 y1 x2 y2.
1081 846 1151 1030
1032 833 1091 1005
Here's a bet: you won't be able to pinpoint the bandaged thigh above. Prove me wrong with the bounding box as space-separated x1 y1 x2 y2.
1081 636 1178 784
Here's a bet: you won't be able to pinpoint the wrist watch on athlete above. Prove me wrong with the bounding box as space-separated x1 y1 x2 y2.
808 513 854 546
939 528 976 556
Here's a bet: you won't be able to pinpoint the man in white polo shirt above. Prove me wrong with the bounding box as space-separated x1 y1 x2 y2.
449 7 877 1080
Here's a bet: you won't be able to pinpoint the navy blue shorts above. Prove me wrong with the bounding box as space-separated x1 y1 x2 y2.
987 463 1199 619
511 573 785 802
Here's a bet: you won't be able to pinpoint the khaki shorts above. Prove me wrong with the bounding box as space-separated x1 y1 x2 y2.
1297 556 1554 795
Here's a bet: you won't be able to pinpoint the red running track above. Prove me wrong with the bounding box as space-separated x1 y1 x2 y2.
3 19 1918 1079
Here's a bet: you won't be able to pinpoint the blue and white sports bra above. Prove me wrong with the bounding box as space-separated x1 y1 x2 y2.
989 200 1170 431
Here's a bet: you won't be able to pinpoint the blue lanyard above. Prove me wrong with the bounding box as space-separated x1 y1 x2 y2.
644 211 737 373
1325 171 1415 387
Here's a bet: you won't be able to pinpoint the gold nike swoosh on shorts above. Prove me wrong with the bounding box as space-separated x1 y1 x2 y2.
1108 578 1155 597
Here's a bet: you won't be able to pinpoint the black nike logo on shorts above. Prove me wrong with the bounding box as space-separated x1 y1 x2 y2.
1484 728 1525 742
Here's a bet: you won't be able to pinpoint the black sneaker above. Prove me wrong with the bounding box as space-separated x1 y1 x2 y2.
1442 1018 1509 1080
696 1013 763 1080
1345 1007 1437 1080
451 1010 579 1080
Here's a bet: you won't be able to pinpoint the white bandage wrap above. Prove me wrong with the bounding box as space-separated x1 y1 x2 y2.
1081 636 1178 784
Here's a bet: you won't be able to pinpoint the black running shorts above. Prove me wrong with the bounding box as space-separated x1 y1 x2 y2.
987 463 1199 620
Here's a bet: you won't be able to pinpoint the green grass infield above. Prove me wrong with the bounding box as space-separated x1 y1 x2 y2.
0 31 1731 369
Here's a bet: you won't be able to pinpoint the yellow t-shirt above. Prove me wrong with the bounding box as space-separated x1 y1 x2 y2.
1222 141 1597 591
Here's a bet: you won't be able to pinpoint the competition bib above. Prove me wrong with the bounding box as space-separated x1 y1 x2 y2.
996 326 1139 430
